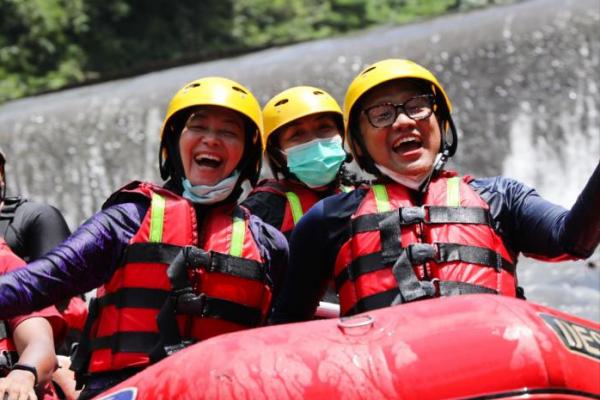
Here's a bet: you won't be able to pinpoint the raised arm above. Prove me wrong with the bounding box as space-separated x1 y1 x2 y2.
471 161 600 259
0 202 146 319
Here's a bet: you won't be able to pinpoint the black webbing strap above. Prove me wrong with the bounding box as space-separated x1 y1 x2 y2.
172 245 267 283
335 252 383 289
346 206 492 284
379 211 402 264
427 206 491 225
438 281 498 296
335 242 514 291
96 288 170 309
351 206 490 233
343 288 399 317
149 246 191 363
151 246 266 362
181 295 263 327
391 243 511 304
91 332 160 354
71 297 99 388
208 252 267 282
124 243 182 265
392 244 436 303
437 243 515 274
351 211 395 233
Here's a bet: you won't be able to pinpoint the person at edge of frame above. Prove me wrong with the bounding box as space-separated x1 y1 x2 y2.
0 237 67 400
1 147 84 399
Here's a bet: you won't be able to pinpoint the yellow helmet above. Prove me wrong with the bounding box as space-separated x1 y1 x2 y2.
262 86 343 146
343 59 456 174
159 77 264 186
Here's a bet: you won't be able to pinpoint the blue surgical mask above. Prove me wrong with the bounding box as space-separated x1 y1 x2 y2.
286 136 347 188
182 170 240 204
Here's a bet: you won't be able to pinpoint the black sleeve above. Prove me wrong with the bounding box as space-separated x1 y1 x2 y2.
269 189 365 324
561 161 600 257
241 191 287 231
7 202 71 261
470 161 600 259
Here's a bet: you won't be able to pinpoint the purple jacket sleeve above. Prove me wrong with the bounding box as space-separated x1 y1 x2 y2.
0 202 148 319
248 214 289 300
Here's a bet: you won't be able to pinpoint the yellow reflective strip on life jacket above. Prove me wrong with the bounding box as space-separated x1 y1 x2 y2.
149 193 166 243
230 216 246 257
285 191 304 225
372 184 391 213
446 177 461 207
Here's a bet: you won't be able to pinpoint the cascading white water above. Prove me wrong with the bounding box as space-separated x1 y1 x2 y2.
0 0 598 320
503 92 599 321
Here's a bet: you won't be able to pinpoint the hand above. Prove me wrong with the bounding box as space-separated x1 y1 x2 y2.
51 356 79 400
0 369 37 400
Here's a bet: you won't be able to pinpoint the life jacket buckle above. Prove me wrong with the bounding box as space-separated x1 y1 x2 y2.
400 206 426 225
420 278 439 297
175 291 207 317
407 243 437 264
184 246 211 269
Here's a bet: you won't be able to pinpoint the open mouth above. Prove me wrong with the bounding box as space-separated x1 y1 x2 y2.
392 136 422 154
194 154 222 168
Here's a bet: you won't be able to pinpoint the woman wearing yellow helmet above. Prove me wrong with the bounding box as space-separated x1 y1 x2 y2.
242 86 356 239
0 77 288 398
270 59 599 323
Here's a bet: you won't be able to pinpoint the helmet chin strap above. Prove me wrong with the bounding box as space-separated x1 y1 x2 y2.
418 116 458 194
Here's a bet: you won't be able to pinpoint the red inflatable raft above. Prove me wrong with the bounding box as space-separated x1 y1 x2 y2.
96 294 600 399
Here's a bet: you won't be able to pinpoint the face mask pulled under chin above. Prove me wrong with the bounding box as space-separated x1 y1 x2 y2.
374 163 430 190
285 136 347 188
181 170 241 204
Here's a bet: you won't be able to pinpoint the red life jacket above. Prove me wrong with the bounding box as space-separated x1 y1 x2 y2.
250 179 323 236
334 172 517 317
86 182 272 374
0 239 20 373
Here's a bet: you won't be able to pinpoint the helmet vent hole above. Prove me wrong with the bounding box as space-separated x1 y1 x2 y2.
186 83 201 89
361 66 376 75
274 99 289 107
313 90 324 95
232 86 248 95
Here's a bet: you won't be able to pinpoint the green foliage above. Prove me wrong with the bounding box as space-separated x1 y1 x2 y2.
79 0 235 77
0 0 88 101
0 0 514 102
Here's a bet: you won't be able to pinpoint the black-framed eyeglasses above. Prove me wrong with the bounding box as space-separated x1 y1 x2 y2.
362 94 435 128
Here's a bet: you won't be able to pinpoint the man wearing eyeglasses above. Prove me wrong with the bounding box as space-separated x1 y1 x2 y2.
270 59 600 323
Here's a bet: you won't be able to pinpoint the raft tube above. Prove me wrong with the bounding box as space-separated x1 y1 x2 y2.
97 294 600 399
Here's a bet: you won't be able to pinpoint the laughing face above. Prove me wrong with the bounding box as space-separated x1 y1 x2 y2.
179 106 246 186
358 80 441 181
